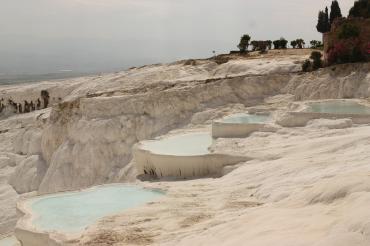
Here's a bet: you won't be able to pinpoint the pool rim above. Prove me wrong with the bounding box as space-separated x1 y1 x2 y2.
213 112 271 125
15 183 165 244
133 130 250 178
276 99 370 127
0 235 19 245
137 131 213 157
302 99 370 115
211 112 273 138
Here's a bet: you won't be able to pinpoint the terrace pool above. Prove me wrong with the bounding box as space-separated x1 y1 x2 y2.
306 101 370 115
27 185 163 233
0 236 19 246
140 132 212 156
219 113 270 124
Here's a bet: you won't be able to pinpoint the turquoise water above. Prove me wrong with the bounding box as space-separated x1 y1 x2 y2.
220 113 270 124
0 236 19 246
306 101 370 115
29 185 163 233
142 132 212 156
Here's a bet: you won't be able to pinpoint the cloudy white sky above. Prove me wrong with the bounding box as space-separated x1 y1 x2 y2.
0 0 354 74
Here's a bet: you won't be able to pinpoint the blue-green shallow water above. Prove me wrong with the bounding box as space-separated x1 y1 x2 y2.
306 101 370 115
142 132 212 156
220 113 270 124
29 185 163 233
0 236 19 246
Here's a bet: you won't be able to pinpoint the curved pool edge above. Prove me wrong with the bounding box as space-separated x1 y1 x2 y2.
211 112 273 138
15 200 65 246
138 131 212 156
0 235 21 246
277 99 370 127
14 184 165 246
212 121 267 138
133 143 251 178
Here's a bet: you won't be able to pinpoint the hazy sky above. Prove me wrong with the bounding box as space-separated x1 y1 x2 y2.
0 0 354 74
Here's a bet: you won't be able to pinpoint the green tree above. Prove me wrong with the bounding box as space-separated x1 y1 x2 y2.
296 39 305 49
338 23 360 39
330 0 342 24
258 42 268 54
290 40 298 48
250 41 271 53
273 38 288 49
238 34 251 52
266 40 273 50
349 0 370 18
310 51 323 69
302 60 313 72
310 40 317 48
350 46 366 62
310 40 323 49
325 7 331 31
251 41 258 51
279 38 288 49
317 10 330 33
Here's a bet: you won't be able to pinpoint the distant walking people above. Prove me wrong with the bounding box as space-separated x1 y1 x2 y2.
0 99 4 113
18 103 22 113
41 90 50 109
8 99 17 113
36 99 41 110
24 100 30 113
30 101 35 111
0 90 53 116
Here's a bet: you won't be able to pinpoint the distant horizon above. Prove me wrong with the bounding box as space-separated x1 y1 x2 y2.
0 0 354 75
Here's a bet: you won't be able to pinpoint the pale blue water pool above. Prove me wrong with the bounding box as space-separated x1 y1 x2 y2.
141 132 212 156
219 113 270 124
306 101 370 115
28 185 163 233
0 236 19 246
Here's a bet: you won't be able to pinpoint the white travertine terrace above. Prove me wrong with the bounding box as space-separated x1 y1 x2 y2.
0 51 369 245
133 132 249 178
0 53 302 239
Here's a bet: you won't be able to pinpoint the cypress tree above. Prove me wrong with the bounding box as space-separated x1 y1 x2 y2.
330 0 342 24
317 11 326 33
325 7 331 31
317 7 331 33
349 0 370 18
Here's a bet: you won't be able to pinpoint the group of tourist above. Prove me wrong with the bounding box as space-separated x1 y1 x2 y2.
0 90 50 115
0 98 43 114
